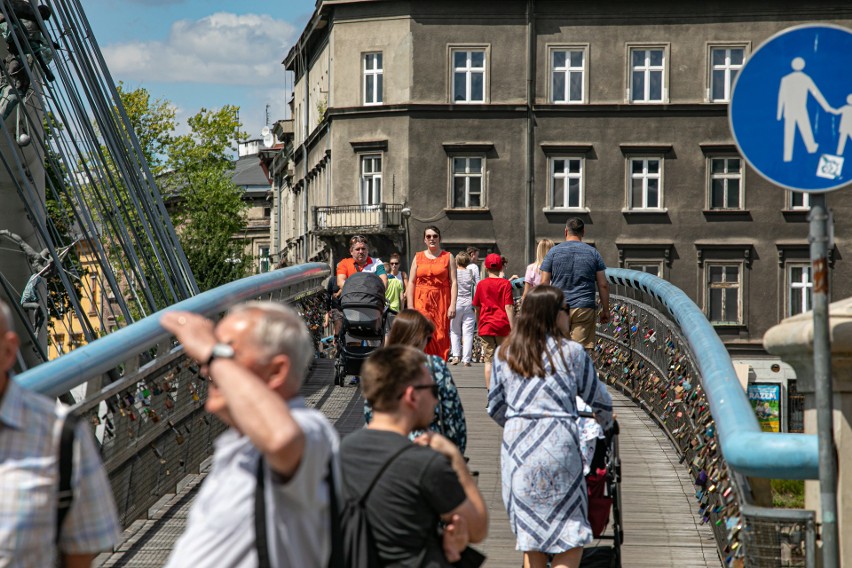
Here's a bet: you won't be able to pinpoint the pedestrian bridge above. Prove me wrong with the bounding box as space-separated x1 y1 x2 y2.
16 265 819 568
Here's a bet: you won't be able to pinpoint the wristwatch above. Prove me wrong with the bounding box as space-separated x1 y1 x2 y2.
205 343 235 366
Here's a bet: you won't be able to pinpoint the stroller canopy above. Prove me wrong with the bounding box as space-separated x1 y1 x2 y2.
340 271 386 308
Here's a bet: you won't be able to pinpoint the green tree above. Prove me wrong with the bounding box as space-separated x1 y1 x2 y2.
115 83 175 176
167 106 251 291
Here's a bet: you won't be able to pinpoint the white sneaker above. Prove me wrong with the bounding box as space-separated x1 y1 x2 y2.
450 356 460 365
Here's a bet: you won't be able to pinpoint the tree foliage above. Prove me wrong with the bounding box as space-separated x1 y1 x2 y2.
111 90 251 295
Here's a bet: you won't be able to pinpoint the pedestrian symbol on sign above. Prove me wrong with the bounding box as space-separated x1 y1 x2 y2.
730 24 852 192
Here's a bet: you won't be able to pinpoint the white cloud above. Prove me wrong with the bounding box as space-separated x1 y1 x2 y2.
102 12 297 86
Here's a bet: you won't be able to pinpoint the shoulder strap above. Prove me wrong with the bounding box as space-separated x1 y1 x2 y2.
255 459 272 568
56 412 78 544
359 443 414 505
327 459 344 568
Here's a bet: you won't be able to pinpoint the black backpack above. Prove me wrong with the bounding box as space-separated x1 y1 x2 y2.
255 444 413 568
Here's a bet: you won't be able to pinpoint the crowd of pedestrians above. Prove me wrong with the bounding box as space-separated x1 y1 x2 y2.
0 216 612 568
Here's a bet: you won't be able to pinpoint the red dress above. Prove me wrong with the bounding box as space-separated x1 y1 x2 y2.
414 250 452 360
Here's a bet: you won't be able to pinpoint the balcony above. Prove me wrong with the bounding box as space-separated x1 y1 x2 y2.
312 203 404 236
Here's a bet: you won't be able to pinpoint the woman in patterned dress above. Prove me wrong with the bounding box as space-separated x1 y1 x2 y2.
407 225 457 360
487 286 612 568
363 309 467 453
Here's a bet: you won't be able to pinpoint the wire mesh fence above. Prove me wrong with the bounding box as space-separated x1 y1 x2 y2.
70 275 327 528
594 284 815 567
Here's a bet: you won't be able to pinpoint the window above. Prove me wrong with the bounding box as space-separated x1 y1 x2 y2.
706 264 742 324
708 157 743 209
629 47 666 103
551 48 585 103
789 191 810 210
787 264 813 316
263 207 271 218
360 155 382 205
363 52 383 105
258 246 270 274
451 156 483 208
709 47 745 102
550 157 584 209
452 49 486 103
626 262 662 277
628 158 662 209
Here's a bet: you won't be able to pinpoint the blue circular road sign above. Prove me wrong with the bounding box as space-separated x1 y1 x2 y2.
730 24 852 192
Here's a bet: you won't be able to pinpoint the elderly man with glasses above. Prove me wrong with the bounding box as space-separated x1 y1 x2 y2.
160 302 339 568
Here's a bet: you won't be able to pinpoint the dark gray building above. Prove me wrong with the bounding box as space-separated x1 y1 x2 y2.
273 0 852 421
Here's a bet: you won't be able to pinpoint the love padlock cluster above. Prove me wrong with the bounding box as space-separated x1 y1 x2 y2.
86 357 212 467
593 299 745 565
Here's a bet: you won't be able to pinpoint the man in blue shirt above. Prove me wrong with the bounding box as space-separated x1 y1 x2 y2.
540 218 610 349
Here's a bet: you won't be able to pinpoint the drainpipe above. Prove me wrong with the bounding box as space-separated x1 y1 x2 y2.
525 0 536 264
303 55 310 264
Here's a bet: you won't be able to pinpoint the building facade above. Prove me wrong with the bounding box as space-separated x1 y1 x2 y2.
279 0 852 428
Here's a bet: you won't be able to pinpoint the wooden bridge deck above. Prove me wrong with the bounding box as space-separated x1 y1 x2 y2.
96 360 720 567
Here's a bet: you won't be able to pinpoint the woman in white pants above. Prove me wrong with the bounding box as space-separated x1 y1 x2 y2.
450 250 477 366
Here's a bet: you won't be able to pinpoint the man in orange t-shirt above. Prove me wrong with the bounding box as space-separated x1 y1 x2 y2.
335 235 388 291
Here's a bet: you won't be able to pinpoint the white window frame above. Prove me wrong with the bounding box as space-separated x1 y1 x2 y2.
705 262 743 325
549 45 588 104
627 157 664 210
549 157 585 210
359 154 382 205
707 45 746 103
627 45 669 103
625 261 663 278
787 263 813 317
789 191 810 210
450 155 485 208
363 52 383 106
707 156 744 210
450 47 488 104
258 245 270 274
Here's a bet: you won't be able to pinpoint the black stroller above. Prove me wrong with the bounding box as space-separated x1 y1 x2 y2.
579 416 623 568
334 272 388 386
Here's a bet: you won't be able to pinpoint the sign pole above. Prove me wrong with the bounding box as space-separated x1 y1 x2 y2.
809 192 839 568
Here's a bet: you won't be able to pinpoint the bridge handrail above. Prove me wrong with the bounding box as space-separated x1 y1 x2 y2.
17 264 330 398
604 268 818 480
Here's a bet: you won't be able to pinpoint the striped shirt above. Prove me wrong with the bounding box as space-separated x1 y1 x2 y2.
0 378 120 566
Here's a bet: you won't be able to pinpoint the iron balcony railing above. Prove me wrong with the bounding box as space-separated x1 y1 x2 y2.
17 264 330 528
312 203 404 235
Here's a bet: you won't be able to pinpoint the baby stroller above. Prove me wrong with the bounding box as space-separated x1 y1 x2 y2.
579 416 623 568
334 271 388 386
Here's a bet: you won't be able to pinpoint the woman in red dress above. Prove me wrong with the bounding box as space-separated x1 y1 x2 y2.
406 226 458 360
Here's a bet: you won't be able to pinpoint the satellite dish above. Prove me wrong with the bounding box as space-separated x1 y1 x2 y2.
261 126 273 148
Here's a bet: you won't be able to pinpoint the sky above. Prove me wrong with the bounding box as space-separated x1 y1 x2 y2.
81 0 317 140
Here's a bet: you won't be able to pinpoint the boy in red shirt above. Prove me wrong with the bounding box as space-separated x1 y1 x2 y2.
473 254 515 389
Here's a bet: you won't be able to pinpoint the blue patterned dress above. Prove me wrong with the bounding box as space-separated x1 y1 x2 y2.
488 336 612 553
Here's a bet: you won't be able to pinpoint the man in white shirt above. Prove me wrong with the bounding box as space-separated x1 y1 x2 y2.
465 246 481 284
161 301 339 568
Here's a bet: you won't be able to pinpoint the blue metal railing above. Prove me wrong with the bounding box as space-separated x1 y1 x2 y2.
603 268 818 480
17 263 329 397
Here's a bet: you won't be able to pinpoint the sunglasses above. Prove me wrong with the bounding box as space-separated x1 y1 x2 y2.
389 262 400 266
411 383 440 398
350 235 368 244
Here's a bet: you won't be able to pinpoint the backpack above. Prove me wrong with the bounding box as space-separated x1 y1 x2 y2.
254 444 414 568
332 444 414 568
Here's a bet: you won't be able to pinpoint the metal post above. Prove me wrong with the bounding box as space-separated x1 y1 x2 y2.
808 192 839 568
